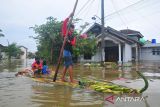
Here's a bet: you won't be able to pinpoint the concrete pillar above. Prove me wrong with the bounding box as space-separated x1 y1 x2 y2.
135 44 138 62
118 43 122 65
102 48 105 61
139 46 141 61
124 43 132 62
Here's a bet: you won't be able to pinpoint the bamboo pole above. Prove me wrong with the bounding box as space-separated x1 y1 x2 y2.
53 0 78 82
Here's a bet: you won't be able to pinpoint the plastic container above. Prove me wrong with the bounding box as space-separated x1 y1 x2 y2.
151 39 156 44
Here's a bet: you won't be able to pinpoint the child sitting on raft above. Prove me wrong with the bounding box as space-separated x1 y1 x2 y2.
15 58 51 77
42 60 51 75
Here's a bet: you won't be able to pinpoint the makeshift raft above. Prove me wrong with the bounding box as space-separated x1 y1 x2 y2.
31 77 78 87
31 77 140 95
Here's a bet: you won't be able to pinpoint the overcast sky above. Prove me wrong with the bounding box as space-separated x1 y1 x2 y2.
0 0 160 52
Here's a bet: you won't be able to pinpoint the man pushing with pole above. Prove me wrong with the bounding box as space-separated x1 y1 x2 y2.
61 13 76 83
53 0 78 82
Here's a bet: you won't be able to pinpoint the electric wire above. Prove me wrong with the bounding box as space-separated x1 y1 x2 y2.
104 0 144 20
110 0 128 28
75 0 92 17
123 0 160 34
75 0 96 33
105 0 160 21
95 0 101 16
83 0 96 19
75 0 160 39
104 0 160 30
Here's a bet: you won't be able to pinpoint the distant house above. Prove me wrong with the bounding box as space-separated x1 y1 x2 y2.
0 44 4 52
0 44 7 59
19 46 28 59
80 23 144 64
140 43 160 61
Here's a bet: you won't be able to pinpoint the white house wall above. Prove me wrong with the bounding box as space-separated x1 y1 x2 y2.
20 47 27 59
92 49 102 62
79 48 101 62
1 52 7 59
123 43 132 62
140 47 160 61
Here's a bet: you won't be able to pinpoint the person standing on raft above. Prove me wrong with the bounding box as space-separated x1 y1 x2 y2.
61 13 76 83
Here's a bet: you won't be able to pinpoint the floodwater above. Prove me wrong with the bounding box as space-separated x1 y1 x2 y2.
0 59 160 107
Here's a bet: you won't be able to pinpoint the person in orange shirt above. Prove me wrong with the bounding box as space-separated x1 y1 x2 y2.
15 57 42 77
32 57 42 75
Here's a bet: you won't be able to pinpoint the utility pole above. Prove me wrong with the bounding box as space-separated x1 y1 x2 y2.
101 0 105 65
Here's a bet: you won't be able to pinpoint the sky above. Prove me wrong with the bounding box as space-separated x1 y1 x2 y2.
0 0 160 52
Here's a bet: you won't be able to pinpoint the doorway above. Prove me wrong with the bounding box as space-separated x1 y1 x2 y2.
105 46 118 62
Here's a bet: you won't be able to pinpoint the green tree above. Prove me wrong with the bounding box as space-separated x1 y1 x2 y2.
31 17 62 64
4 43 22 59
31 17 97 64
27 52 35 59
72 22 97 62
73 33 97 62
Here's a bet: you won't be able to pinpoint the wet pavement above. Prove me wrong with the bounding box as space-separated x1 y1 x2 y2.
0 59 160 107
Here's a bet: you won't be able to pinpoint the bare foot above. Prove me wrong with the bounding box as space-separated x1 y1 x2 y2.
70 80 77 83
61 79 67 82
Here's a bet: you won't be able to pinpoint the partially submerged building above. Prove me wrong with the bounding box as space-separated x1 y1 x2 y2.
0 44 7 59
19 46 28 59
80 23 159 64
140 43 160 61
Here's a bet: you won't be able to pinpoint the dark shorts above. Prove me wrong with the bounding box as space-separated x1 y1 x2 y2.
63 50 73 68
34 69 41 75
64 56 73 68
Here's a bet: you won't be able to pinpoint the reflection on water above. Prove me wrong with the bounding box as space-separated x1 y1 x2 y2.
0 59 160 107
31 84 103 107
0 59 33 72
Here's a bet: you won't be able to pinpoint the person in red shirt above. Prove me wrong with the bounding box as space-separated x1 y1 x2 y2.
15 57 42 77
61 13 76 83
32 57 42 75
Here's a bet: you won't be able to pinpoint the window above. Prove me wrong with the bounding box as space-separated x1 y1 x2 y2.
157 49 160 55
84 54 92 60
152 48 160 55
152 49 155 55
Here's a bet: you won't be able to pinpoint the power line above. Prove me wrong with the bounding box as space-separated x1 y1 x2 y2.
75 0 96 31
75 0 92 17
104 0 160 29
110 0 128 28
127 0 160 32
104 0 144 19
95 0 101 16
83 0 96 19
105 0 160 21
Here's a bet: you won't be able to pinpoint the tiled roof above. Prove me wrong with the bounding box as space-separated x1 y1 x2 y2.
120 29 144 38
85 23 142 44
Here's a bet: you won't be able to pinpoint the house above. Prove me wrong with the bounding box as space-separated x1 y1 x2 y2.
80 23 144 64
0 44 4 52
19 46 28 59
0 44 7 59
140 43 160 61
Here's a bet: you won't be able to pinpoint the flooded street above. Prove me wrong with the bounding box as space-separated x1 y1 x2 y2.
0 59 160 107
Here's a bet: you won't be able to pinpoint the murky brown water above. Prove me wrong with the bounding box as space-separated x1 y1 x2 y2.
0 59 160 107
